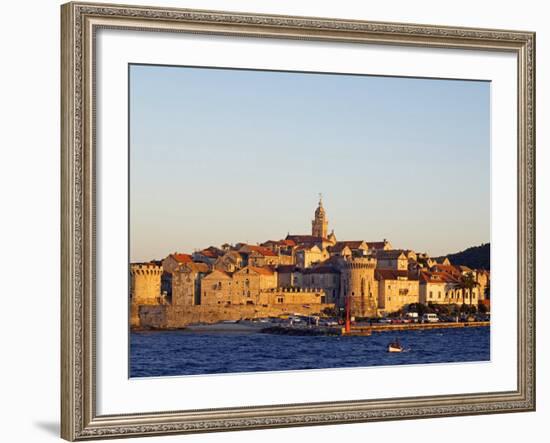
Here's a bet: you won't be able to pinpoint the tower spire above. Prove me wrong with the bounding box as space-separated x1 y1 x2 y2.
312 194 328 238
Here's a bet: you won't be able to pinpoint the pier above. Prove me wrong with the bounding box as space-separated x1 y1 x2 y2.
260 321 490 337
356 321 490 333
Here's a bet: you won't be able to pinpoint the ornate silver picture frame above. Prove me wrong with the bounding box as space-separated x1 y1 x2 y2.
61 1 535 440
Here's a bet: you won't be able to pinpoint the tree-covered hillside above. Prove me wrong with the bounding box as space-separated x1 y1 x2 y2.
438 243 490 270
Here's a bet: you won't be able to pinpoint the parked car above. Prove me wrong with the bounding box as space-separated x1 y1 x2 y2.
421 313 439 323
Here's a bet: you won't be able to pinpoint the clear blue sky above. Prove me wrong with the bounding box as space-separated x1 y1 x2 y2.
130 64 490 262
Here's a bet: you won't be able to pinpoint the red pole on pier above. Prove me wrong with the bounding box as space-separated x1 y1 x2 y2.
345 295 351 334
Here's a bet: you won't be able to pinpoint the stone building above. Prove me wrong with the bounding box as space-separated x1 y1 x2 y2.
239 245 280 267
200 269 234 306
214 250 245 273
276 265 303 288
376 250 408 271
366 239 392 252
162 252 192 274
285 234 334 250
328 241 369 258
171 261 209 306
302 264 341 304
376 269 420 313
232 265 278 305
328 244 352 258
419 271 447 304
295 244 329 268
192 246 224 264
261 239 296 255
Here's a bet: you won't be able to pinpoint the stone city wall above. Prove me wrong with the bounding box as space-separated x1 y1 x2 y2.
135 303 334 329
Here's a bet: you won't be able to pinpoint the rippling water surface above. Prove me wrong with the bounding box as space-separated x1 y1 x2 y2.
130 327 490 377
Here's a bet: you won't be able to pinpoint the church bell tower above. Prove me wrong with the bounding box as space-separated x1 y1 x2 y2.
312 194 328 238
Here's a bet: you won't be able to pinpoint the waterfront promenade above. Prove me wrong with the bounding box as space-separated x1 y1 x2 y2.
261 321 490 336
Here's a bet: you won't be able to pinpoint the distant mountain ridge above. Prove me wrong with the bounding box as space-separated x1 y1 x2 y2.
437 243 490 270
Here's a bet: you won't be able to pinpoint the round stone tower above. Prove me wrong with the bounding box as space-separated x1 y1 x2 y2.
130 263 163 306
341 257 378 318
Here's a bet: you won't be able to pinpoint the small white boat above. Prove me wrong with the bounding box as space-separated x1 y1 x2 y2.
388 339 403 353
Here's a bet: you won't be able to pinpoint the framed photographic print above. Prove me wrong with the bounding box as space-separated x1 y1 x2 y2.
61 1 536 440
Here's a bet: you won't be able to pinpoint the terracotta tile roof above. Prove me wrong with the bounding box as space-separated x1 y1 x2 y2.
197 247 226 258
172 253 192 264
204 269 233 279
261 239 296 247
281 239 296 246
295 244 321 252
286 234 329 244
431 264 462 278
178 261 210 273
420 271 444 283
376 250 406 259
247 245 278 257
334 241 366 250
194 262 210 273
367 241 388 250
375 269 411 280
248 266 276 276
197 247 224 258
420 271 460 284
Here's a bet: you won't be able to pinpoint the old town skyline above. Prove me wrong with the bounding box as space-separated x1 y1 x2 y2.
130 65 490 262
